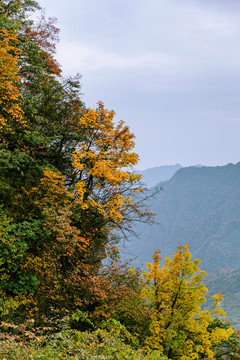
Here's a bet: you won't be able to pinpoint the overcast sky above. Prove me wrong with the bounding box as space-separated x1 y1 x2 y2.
36 0 240 169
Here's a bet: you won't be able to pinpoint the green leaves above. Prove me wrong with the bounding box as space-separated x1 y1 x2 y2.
0 211 41 298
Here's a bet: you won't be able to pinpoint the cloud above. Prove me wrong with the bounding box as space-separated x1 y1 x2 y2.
54 0 240 76
57 41 184 73
38 0 240 168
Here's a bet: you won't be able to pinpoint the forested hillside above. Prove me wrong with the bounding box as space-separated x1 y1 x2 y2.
0 1 239 358
128 162 240 273
125 162 240 329
204 268 240 329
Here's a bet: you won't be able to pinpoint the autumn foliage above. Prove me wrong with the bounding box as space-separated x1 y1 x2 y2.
142 245 234 359
0 30 24 137
0 0 149 321
0 1 238 359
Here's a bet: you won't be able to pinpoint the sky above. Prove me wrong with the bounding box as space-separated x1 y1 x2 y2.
36 0 240 170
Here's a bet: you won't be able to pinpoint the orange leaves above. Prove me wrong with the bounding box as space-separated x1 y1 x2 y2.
0 30 25 136
23 168 93 314
37 168 74 207
152 249 161 269
74 101 140 179
72 102 142 225
25 13 61 76
145 250 161 282
34 168 88 251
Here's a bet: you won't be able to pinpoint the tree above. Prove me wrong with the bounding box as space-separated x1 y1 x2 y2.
0 29 25 139
0 0 151 322
142 245 234 359
208 319 240 360
87 248 153 340
71 102 144 259
23 103 147 319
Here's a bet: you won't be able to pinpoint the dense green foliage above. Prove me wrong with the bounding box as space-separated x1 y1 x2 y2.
0 322 146 360
0 1 239 359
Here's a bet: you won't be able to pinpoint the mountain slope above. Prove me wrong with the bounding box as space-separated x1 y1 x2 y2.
124 162 240 273
204 268 240 328
138 164 182 188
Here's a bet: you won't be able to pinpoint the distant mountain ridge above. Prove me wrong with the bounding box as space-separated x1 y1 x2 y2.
122 162 240 328
125 162 240 274
138 164 182 188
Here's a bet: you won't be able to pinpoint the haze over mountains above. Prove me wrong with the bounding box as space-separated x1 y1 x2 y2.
128 162 240 273
138 164 182 189
123 162 240 327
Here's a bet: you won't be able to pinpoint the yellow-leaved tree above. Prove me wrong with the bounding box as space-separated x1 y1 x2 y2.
0 30 25 138
72 101 141 223
142 245 233 360
71 101 149 263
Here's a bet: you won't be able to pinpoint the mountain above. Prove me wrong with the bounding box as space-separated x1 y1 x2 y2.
123 162 240 274
204 268 240 328
121 162 240 328
138 164 182 188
